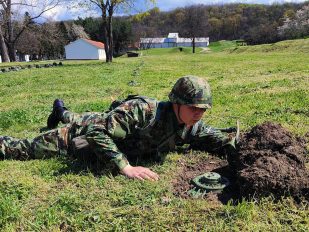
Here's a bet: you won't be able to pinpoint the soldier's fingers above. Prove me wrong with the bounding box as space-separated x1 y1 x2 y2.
134 175 145 181
147 173 159 181
139 172 152 180
145 170 159 180
142 171 159 181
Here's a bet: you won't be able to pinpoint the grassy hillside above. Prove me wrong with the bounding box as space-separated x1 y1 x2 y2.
208 40 237 52
0 39 308 231
229 38 309 53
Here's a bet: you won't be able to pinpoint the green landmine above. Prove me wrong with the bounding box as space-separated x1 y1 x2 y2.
188 172 230 198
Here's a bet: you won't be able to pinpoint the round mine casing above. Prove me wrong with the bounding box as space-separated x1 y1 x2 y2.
189 172 230 197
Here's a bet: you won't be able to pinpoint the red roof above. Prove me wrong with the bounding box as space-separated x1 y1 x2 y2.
83 39 105 49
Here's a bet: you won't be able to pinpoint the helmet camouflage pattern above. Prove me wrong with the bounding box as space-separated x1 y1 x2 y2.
168 75 212 109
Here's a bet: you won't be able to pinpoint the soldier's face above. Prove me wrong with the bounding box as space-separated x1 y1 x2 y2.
178 105 206 126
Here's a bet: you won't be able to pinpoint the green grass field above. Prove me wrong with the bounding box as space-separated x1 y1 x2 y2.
0 39 308 231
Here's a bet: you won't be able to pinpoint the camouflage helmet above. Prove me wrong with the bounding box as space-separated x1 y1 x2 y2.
168 75 212 109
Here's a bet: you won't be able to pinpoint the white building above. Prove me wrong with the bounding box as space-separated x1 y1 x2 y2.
140 33 209 49
65 38 106 60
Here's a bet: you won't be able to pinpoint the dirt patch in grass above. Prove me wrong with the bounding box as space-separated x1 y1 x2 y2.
172 155 238 204
172 122 309 203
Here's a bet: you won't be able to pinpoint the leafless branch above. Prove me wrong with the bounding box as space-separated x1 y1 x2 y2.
13 0 61 43
89 0 102 9
11 3 35 6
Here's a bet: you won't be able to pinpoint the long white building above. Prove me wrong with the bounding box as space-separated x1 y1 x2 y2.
140 33 209 49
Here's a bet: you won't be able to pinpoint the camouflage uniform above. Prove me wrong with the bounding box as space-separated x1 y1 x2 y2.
0 97 234 169
0 76 235 170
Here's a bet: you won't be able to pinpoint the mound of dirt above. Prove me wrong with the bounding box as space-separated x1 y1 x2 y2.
232 121 309 201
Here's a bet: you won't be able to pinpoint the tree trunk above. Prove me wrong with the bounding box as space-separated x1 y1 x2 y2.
8 42 16 61
192 37 196 53
107 11 113 62
101 10 110 63
6 0 16 61
0 27 10 62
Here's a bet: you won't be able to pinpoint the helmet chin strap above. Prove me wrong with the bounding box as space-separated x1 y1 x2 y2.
173 104 190 127
178 104 190 128
178 104 182 123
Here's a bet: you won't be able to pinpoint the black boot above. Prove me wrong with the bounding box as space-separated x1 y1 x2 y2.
47 99 67 129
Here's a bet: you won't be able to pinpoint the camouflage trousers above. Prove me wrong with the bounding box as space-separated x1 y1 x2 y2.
0 111 90 161
0 127 70 160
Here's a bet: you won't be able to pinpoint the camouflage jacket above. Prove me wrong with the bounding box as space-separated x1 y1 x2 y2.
67 96 234 170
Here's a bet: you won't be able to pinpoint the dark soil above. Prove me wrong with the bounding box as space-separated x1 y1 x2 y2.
172 122 309 203
234 121 309 201
172 155 238 204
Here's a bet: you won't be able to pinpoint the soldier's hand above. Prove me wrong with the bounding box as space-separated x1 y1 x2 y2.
120 164 159 181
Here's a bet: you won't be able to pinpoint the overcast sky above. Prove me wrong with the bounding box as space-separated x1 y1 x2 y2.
41 0 307 21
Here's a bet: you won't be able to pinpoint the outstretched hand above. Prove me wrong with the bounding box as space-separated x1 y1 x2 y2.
120 164 159 181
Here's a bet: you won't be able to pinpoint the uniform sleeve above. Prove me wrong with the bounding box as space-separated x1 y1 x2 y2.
188 120 236 157
84 99 155 170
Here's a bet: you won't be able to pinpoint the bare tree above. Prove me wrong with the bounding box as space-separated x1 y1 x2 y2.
0 0 61 62
80 0 155 63
0 24 9 61
60 21 90 41
182 5 208 53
